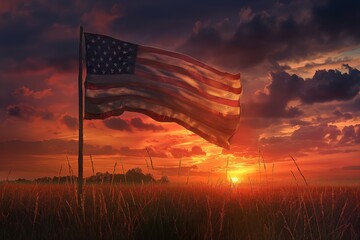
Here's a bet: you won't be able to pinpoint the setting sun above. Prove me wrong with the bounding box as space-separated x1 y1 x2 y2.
231 177 240 184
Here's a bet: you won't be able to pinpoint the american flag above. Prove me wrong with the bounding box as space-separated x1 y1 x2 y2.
84 32 242 149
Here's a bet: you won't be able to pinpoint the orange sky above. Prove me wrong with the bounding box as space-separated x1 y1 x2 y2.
0 0 359 185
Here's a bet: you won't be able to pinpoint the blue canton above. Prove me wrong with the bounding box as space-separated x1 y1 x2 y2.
84 33 138 75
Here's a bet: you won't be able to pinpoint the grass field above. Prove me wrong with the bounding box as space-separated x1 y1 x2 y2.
0 183 359 240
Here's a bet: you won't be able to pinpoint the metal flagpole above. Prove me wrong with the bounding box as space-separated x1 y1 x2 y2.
78 26 84 204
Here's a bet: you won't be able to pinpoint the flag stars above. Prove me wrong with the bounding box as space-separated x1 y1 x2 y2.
85 34 137 75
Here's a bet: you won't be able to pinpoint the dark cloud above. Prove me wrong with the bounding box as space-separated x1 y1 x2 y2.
343 166 360 171
119 147 167 158
180 0 360 69
61 115 78 130
300 65 360 104
289 119 311 126
243 71 304 118
7 104 53 121
130 118 166 132
103 117 132 132
259 124 344 158
338 124 360 145
291 124 341 142
243 66 360 118
170 146 206 158
0 139 117 155
14 86 53 99
180 0 360 68
333 110 353 120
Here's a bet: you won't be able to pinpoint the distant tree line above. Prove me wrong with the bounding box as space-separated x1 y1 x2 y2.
13 168 169 184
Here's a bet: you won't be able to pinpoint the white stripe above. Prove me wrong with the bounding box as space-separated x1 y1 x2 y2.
85 77 240 115
137 48 241 88
86 100 234 144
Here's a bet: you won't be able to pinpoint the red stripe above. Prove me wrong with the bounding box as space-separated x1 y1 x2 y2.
85 107 230 149
136 58 241 94
138 46 240 80
86 72 240 107
85 95 239 133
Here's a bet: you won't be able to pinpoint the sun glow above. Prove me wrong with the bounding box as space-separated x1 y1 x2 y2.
231 177 240 184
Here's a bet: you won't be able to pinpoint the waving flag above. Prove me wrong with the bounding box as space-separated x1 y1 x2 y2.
84 32 242 149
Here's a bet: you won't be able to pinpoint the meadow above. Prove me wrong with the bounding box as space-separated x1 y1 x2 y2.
0 182 359 240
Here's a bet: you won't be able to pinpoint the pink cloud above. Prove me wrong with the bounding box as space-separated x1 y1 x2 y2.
14 86 53 99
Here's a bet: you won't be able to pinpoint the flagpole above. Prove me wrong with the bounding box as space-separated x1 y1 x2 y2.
78 25 84 204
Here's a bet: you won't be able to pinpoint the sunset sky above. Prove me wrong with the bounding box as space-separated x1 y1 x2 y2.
0 0 359 184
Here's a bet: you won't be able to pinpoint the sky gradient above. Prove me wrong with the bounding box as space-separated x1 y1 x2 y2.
0 0 359 184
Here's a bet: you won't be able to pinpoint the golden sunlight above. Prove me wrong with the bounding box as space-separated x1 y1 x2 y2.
231 177 240 184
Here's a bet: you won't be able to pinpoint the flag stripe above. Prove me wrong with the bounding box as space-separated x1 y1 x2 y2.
85 102 235 148
136 51 241 89
86 67 240 102
136 58 242 94
85 72 241 107
85 94 239 133
85 108 229 148
138 46 240 80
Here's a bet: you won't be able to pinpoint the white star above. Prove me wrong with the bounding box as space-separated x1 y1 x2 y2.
93 68 97 73
91 39 95 43
103 51 107 55
118 68 122 73
109 57 112 61
113 51 117 55
102 69 106 74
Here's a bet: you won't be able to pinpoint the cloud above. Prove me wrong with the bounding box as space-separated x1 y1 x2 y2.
103 117 132 131
119 147 167 158
338 124 360 145
243 71 304 118
7 104 54 121
291 124 341 142
180 0 360 69
170 146 206 158
333 110 352 120
243 66 360 119
14 86 53 99
259 124 343 158
0 139 117 155
343 166 360 171
61 115 78 130
130 118 166 132
299 65 360 104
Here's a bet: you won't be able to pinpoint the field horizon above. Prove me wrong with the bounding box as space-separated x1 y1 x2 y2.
1 182 359 239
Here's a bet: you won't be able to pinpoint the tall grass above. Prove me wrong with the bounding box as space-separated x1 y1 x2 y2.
0 183 359 240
